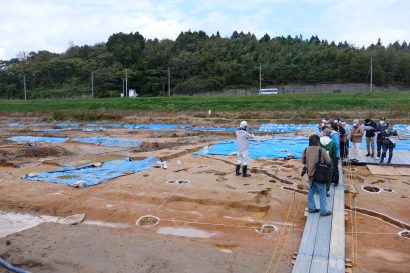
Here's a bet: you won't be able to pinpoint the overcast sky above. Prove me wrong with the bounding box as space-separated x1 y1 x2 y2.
0 0 409 60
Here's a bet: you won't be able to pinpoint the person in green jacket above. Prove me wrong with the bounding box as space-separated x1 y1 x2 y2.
319 128 336 196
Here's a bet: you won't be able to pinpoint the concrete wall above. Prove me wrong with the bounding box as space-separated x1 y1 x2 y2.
181 83 410 96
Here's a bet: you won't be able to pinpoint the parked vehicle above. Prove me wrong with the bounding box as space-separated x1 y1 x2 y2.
258 88 278 95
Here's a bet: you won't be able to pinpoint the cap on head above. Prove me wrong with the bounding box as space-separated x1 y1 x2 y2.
240 121 248 128
340 118 345 122
322 128 331 136
353 119 359 124
380 116 386 121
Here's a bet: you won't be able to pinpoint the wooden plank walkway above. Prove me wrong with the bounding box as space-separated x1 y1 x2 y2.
292 162 345 273
355 149 410 165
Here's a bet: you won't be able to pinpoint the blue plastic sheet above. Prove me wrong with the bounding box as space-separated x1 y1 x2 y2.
8 136 68 143
22 157 158 187
194 136 309 159
123 123 191 130
71 137 141 148
9 136 141 148
55 123 79 127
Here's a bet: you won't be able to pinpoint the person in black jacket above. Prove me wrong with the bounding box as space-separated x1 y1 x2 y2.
364 118 377 157
380 123 399 165
375 117 388 159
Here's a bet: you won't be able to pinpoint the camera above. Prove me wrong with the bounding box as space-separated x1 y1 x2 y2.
301 166 307 177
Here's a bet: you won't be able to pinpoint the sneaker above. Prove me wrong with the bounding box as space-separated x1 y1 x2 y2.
326 193 330 197
333 183 338 188
376 156 380 159
308 209 320 213
365 153 370 156
320 211 332 216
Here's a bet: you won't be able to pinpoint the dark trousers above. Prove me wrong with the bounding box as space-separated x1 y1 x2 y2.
340 141 349 159
381 145 394 162
332 158 339 186
376 139 383 157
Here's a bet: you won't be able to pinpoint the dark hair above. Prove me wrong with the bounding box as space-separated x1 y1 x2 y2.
309 134 320 146
330 122 338 131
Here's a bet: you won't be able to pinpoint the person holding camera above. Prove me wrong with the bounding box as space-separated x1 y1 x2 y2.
302 134 332 216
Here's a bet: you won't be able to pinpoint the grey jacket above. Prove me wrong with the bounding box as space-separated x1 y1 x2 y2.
236 128 254 152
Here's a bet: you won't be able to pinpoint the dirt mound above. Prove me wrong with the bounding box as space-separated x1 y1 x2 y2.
0 146 72 161
135 141 181 152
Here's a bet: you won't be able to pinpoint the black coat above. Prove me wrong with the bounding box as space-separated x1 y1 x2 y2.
376 123 388 140
364 120 377 137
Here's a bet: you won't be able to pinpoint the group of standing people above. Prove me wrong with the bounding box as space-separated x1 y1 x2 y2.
234 118 399 216
302 116 399 216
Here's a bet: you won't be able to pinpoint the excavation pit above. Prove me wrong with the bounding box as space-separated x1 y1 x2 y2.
256 224 278 234
398 230 410 239
167 180 191 185
136 215 160 227
362 186 381 193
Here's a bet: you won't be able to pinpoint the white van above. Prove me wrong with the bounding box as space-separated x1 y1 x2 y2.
258 88 278 95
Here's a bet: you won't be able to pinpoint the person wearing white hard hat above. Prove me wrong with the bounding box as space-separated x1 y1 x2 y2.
235 120 255 177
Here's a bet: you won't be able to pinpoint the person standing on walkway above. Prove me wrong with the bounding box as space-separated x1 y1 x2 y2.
320 128 336 195
380 123 399 165
364 118 377 157
330 123 341 187
235 120 254 177
376 117 388 159
302 134 332 216
339 118 350 159
350 119 364 162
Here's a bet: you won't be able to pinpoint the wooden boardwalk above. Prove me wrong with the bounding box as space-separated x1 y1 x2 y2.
355 149 410 165
292 162 345 273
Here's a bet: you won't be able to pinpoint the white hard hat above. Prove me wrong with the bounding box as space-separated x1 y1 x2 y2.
240 121 248 128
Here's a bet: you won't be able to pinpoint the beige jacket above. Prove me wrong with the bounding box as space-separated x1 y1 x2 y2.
302 146 331 179
351 125 364 143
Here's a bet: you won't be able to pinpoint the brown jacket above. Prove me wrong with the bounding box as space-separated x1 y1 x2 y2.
351 125 364 143
302 146 331 179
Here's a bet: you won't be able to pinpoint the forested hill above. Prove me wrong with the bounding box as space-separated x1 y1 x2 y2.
1 31 410 99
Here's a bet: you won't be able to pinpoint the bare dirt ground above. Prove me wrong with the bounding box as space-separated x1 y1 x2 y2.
0 115 409 273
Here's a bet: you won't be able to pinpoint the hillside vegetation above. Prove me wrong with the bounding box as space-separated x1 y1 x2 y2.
1 31 410 99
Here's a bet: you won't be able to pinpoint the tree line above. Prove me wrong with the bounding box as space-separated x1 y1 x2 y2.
1 30 409 99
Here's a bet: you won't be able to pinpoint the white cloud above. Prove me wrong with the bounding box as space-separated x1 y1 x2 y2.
312 0 410 46
0 0 409 59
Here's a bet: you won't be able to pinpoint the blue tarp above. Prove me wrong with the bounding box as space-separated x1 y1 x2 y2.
8 136 68 143
194 132 409 159
71 137 141 148
194 137 309 159
21 157 158 187
123 123 191 130
193 124 318 133
9 136 141 148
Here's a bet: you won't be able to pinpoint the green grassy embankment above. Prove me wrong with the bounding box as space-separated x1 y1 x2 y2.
0 92 409 121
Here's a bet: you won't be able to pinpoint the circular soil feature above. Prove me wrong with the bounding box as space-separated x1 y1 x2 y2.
136 215 160 227
256 224 278 234
167 180 190 184
362 186 380 193
383 188 394 193
398 230 410 239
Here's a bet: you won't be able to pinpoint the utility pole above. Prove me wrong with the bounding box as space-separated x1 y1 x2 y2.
259 63 262 90
168 66 171 96
91 71 94 98
125 69 128 97
122 78 125 96
23 74 27 100
370 58 373 92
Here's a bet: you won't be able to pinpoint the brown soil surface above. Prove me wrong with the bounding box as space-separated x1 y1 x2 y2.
0 116 409 273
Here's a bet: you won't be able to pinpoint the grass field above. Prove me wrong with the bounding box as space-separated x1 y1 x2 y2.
1 92 409 117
